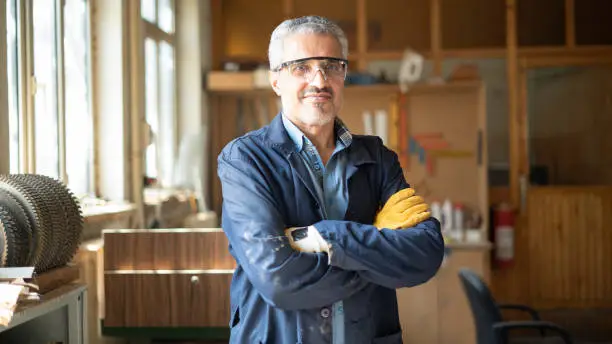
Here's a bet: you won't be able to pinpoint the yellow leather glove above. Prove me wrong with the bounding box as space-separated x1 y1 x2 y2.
374 188 431 230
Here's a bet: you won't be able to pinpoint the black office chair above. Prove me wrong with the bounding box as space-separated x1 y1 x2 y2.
458 268 574 344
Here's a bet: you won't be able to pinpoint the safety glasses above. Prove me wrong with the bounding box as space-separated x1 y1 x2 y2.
273 57 348 82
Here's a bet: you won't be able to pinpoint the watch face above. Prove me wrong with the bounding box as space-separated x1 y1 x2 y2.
291 227 309 241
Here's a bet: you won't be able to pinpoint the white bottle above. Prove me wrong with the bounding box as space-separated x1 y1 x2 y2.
453 203 465 241
374 109 388 144
431 201 442 223
362 111 374 135
442 199 453 232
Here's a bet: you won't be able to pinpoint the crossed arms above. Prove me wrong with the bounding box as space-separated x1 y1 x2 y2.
218 143 444 310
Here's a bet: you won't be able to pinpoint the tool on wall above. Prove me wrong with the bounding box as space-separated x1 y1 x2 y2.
398 48 424 93
409 132 473 176
395 48 424 172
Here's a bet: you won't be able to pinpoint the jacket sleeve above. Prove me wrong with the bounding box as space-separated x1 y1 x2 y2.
313 143 445 290
217 142 368 310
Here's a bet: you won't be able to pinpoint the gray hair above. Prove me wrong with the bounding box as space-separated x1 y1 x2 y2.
268 16 349 70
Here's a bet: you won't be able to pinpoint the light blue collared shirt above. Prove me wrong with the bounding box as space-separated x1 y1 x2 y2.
282 114 351 344
282 115 352 221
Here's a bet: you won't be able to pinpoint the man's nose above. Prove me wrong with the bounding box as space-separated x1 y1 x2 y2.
309 69 328 87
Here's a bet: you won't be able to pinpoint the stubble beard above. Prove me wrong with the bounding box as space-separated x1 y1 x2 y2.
300 103 335 126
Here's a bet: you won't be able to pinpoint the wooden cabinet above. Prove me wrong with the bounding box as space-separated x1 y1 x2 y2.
102 229 236 328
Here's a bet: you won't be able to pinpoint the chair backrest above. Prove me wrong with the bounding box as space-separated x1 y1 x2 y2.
458 268 504 344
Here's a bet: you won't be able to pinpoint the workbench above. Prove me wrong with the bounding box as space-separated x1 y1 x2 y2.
0 283 88 343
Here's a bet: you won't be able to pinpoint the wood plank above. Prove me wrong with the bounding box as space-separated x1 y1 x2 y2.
210 0 224 70
221 0 284 61
441 0 506 49
517 0 565 47
505 0 521 209
356 0 367 71
565 0 575 47
526 187 612 309
31 265 80 295
366 0 430 52
282 0 293 18
430 0 442 77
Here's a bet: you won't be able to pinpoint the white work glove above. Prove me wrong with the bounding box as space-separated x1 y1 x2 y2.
284 226 330 253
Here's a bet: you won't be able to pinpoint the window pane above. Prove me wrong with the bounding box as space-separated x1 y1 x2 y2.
144 38 158 180
6 0 20 173
64 0 92 196
33 0 60 178
159 41 175 186
141 0 156 23
158 0 173 33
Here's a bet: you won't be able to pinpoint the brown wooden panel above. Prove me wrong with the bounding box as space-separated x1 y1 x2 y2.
367 0 430 52
438 249 489 344
517 0 566 47
397 248 490 344
222 0 284 62
103 230 236 271
104 273 232 327
406 85 489 236
208 93 278 216
397 278 439 343
528 66 612 185
441 0 506 49
293 0 357 52
575 0 612 45
527 186 612 308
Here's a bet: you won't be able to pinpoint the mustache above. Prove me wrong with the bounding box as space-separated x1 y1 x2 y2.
301 87 333 97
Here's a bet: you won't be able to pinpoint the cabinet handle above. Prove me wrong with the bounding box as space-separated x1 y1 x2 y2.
191 275 199 284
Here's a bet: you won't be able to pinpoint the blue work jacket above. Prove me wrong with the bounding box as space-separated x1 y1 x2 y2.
217 113 444 344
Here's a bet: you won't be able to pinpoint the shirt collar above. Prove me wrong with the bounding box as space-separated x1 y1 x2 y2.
281 114 353 152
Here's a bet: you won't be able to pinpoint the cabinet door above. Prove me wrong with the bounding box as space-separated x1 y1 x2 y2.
397 279 439 343
437 249 489 344
104 273 233 327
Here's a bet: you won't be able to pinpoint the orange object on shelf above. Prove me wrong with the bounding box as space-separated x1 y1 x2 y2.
397 93 409 170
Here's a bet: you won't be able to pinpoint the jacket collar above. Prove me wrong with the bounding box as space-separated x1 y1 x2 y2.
266 112 376 166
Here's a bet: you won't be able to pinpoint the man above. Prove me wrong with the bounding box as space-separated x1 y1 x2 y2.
217 15 444 344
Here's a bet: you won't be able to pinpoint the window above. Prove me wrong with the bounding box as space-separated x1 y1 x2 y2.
142 0 176 187
145 38 159 179
6 0 93 195
32 0 60 178
64 0 93 196
6 0 21 173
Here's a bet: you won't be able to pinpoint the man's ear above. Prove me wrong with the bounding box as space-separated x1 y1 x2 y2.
269 71 281 96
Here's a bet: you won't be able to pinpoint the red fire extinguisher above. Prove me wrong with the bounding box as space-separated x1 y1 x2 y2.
494 203 515 268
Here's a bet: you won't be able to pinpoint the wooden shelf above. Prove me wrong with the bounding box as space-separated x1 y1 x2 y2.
207 80 483 96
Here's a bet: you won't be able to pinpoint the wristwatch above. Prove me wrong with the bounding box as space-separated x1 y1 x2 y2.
289 226 309 242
